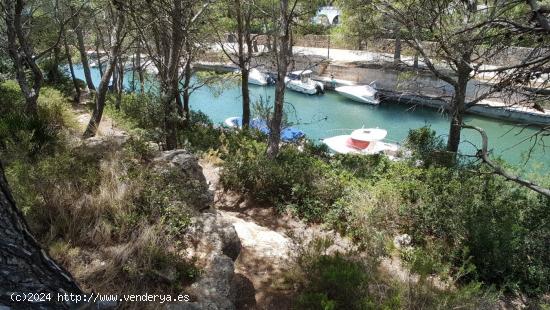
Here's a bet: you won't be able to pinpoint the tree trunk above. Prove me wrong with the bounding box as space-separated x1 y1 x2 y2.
94 23 104 78
137 42 145 94
182 56 192 127
163 87 179 150
64 34 81 103
115 58 124 110
446 69 469 153
72 7 96 92
0 162 84 309
4 0 43 117
241 68 251 128
267 0 290 158
111 64 118 93
50 45 62 83
235 0 251 129
413 53 419 69
393 32 401 65
83 8 125 138
96 38 104 77
162 0 184 150
131 53 136 92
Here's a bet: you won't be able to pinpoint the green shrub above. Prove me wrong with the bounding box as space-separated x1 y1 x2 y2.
221 137 349 222
0 81 74 159
296 254 368 310
105 92 164 131
404 126 446 167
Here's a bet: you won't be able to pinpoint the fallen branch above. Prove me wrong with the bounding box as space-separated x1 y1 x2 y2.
462 124 550 197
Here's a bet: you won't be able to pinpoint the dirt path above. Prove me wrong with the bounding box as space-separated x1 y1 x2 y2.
72 92 126 139
200 161 356 309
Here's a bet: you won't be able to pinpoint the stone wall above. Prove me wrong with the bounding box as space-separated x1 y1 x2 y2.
292 34 546 67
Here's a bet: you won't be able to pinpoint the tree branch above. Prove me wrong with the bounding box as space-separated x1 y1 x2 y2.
463 124 550 197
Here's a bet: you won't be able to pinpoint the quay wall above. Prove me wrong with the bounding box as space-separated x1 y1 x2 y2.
193 60 550 126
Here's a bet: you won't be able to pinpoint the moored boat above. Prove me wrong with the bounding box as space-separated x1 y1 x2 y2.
234 68 270 86
248 68 268 86
322 127 400 158
284 70 324 95
224 117 305 142
335 84 380 105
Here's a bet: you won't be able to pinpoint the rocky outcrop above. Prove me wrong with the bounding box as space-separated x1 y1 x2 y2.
180 212 241 309
152 151 241 309
154 150 214 212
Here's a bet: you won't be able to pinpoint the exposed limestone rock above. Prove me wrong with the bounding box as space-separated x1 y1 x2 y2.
220 212 292 262
154 149 213 212
175 212 241 309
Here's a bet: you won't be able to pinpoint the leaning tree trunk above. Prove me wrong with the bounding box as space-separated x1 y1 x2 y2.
0 162 84 309
72 7 96 92
267 0 291 158
95 30 104 77
447 68 470 153
83 8 125 138
64 34 81 102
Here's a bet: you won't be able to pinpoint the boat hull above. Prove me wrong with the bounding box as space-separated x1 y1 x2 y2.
285 78 323 95
323 135 399 156
335 86 380 105
248 69 268 85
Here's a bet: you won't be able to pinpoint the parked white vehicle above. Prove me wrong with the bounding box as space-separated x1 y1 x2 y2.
284 70 324 95
335 83 380 105
322 128 401 159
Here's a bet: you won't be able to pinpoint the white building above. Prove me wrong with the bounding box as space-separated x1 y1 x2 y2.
313 6 341 26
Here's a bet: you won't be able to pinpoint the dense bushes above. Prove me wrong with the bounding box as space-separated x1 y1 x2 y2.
288 238 498 310
221 139 349 221
2 84 200 299
219 126 550 297
5 132 200 295
0 80 74 158
105 93 164 131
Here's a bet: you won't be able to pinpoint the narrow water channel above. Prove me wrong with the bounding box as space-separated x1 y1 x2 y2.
72 66 549 174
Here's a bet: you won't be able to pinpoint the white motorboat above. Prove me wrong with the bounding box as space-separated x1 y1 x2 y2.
322 128 400 158
335 84 380 105
234 68 268 86
248 68 268 86
284 70 324 95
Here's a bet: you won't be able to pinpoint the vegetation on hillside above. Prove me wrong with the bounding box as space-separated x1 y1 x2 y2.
1 0 549 308
0 82 200 300
102 92 549 306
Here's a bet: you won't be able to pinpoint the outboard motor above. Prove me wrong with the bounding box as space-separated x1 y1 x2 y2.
267 75 276 85
315 83 324 95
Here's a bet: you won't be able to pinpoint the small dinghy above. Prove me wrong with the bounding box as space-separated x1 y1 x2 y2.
322 127 400 158
335 83 380 105
224 117 305 142
284 70 324 95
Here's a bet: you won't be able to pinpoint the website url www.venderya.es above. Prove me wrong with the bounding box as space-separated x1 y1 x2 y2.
78 292 191 303
10 292 191 304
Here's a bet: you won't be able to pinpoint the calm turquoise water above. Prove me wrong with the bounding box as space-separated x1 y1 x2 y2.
72 66 549 173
